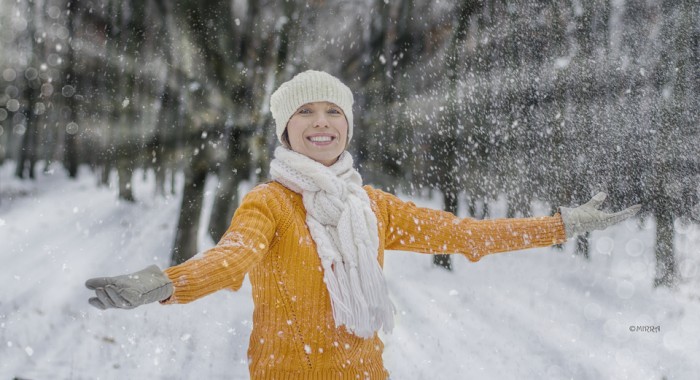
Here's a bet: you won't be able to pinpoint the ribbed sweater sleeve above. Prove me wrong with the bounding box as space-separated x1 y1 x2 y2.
369 187 567 262
161 184 284 304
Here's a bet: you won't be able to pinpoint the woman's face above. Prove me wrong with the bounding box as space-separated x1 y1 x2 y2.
285 101 348 166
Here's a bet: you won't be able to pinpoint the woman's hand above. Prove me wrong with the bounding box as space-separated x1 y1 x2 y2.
85 265 173 310
559 192 641 238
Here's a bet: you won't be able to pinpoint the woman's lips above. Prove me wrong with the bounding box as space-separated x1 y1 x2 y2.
307 134 336 146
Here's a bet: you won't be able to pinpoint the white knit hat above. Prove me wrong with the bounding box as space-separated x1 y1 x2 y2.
270 70 354 144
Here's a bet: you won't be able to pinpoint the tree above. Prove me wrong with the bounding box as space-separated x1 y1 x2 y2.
3 0 697 288
169 0 302 263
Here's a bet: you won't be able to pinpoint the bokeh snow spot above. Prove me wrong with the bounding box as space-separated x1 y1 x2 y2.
596 236 614 256
616 280 635 299
624 238 644 257
583 303 602 320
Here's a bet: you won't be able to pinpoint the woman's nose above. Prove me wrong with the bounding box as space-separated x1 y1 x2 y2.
313 114 329 128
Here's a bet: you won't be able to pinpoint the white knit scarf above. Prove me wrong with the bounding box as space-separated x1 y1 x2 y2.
269 146 394 338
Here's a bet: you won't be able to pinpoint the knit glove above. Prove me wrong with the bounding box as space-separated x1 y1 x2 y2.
85 265 173 310
559 192 641 238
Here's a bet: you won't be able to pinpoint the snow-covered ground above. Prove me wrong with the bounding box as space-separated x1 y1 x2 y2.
1 161 699 380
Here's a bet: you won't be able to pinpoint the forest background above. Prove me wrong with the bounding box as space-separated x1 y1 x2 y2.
1 0 699 286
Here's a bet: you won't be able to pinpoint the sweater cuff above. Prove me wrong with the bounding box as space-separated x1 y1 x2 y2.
159 266 181 304
159 265 203 305
551 212 568 245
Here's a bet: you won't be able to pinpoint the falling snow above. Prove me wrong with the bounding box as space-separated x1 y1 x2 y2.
1 0 699 379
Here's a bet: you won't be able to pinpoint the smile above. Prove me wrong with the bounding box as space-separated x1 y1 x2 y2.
307 135 336 145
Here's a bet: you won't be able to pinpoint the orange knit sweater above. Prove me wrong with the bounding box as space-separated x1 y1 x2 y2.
162 181 567 379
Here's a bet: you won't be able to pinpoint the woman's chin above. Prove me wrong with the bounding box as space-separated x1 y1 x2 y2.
308 152 341 166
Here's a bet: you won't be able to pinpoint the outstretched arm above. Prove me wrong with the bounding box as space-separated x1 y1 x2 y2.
85 184 284 309
370 188 566 262
160 185 283 304
372 188 638 262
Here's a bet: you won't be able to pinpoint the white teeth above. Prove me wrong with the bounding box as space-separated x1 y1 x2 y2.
309 136 332 142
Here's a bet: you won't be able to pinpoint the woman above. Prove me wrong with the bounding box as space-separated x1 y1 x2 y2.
85 70 640 379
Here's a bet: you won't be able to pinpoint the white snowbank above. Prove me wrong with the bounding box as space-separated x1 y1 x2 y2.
1 162 698 379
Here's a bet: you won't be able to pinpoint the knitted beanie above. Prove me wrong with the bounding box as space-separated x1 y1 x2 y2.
270 70 354 144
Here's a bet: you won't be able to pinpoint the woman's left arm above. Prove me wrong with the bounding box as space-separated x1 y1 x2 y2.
370 187 567 262
371 188 639 262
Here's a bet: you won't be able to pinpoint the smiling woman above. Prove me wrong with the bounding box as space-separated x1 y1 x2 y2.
85 70 640 380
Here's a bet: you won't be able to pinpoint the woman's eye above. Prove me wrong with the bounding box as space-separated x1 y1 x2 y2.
298 108 311 114
328 108 341 114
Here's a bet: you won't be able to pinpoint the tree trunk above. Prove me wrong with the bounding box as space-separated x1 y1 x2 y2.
15 85 40 180
153 86 179 197
14 0 41 180
432 0 482 271
653 211 677 287
433 188 458 270
208 174 238 242
14 120 36 179
64 0 80 178
154 155 166 196
100 161 111 187
171 148 209 265
64 132 79 178
574 232 590 259
116 160 135 202
208 129 249 241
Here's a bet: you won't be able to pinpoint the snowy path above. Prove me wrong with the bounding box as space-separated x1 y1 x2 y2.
1 163 699 379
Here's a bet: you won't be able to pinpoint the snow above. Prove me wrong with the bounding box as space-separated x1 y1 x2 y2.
1 162 699 379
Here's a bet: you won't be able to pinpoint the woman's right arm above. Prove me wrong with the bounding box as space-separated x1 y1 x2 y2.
368 186 566 262
161 184 283 304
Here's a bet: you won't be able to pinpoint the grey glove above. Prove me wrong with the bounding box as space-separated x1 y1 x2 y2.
559 192 641 238
85 265 173 310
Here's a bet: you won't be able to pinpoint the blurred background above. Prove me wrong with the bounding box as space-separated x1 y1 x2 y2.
1 0 699 286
